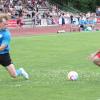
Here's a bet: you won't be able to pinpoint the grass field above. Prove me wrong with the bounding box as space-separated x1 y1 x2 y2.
0 31 100 100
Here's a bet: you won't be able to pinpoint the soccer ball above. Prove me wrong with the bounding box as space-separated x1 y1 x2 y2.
67 71 78 81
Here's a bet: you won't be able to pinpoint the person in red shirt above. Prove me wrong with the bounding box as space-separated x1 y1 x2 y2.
89 50 100 66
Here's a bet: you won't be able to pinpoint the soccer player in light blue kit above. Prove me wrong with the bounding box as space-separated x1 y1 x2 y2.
0 14 29 79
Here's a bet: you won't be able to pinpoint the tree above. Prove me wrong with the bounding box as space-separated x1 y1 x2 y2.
49 0 100 12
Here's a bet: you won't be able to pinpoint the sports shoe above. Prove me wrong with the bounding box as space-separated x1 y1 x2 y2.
19 68 29 79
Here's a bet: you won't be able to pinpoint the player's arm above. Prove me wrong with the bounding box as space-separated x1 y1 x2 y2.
92 49 100 56
0 44 7 51
89 49 100 61
0 31 10 51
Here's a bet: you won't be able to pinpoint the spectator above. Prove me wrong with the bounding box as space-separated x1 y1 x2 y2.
58 13 65 25
96 7 100 16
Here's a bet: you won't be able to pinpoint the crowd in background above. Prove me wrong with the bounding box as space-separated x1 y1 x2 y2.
0 0 99 31
58 12 97 31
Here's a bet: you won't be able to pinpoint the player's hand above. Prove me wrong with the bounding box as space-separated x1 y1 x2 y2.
88 53 96 61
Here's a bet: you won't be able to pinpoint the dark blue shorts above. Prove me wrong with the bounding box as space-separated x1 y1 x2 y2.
0 53 12 67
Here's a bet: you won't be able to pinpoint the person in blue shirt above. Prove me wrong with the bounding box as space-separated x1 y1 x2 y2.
0 14 29 79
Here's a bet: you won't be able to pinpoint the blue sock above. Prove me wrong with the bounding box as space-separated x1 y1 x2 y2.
16 69 22 76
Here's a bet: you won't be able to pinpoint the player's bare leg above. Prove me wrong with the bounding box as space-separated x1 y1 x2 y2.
6 64 29 79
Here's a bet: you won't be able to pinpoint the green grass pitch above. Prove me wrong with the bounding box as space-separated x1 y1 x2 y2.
0 31 100 100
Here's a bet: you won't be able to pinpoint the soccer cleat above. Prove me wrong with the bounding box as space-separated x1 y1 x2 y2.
19 68 29 79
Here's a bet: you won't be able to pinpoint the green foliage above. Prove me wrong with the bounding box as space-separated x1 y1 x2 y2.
49 0 100 12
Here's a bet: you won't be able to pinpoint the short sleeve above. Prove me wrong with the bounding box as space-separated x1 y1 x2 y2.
1 30 11 47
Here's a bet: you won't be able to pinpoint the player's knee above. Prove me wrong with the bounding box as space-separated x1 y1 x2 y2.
10 73 17 78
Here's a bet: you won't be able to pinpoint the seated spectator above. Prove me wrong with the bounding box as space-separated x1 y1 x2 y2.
73 17 79 25
96 7 100 16
47 15 53 25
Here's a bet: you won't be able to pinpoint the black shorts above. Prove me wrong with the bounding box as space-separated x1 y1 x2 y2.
0 53 12 67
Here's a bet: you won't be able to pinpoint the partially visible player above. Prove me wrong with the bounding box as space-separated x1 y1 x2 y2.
89 49 100 66
0 13 29 79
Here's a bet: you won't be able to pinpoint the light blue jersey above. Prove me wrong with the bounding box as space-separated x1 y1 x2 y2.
0 28 11 54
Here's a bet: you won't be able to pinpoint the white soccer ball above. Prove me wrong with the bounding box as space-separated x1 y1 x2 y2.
67 71 78 81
